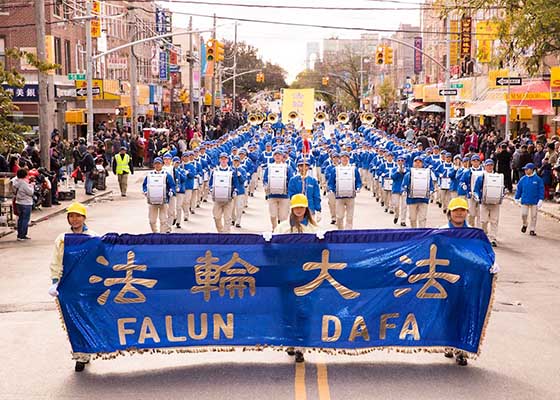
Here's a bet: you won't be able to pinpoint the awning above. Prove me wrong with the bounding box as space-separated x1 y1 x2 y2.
465 88 507 116
407 101 424 111
418 104 445 113
509 80 554 116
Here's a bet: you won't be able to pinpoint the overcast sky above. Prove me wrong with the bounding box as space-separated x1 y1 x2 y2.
163 0 423 83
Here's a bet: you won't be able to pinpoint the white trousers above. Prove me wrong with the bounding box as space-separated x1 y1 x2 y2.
232 194 246 225
268 198 290 228
336 197 355 230
408 203 428 228
521 205 538 231
468 197 480 227
148 204 169 233
213 200 233 233
480 203 500 242
391 193 407 222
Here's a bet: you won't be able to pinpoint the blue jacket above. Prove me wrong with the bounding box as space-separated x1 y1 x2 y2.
179 163 197 190
232 167 247 195
327 164 362 198
142 170 176 203
288 174 322 213
515 173 544 205
390 166 407 194
459 167 483 199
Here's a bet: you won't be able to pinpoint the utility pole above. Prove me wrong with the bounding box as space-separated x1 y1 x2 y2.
86 0 94 145
505 68 511 141
444 1 451 133
128 6 138 136
211 13 216 120
188 16 194 119
198 35 204 132
233 21 237 113
35 0 50 168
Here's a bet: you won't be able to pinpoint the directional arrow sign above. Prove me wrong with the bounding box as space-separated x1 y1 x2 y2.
496 77 522 86
439 89 458 96
76 87 101 97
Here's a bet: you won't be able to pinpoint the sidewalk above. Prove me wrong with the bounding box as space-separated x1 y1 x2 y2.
0 183 113 238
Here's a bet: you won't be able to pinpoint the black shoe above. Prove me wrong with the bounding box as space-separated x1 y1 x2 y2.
22 236 31 240
389 210 394 214
456 355 468 366
430 199 434 203
444 351 454 359
521 225 527 233
231 221 235 226
381 201 384 207
121 194 127 197
52 201 61 205
330 220 336 225
491 241 497 247
286 348 295 356
86 192 94 195
400 222 406 227
196 205 200 208
183 218 188 222
172 219 177 225
384 208 388 213
443 209 447 214
176 223 181 228
203 199 208 202
75 361 88 372
376 198 379 202
438 203 442 208
529 231 536 236
190 210 195 214
295 351 305 363
393 217 398 224
235 223 241 228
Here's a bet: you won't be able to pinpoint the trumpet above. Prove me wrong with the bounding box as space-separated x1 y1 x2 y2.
287 111 299 123
267 112 278 124
314 111 326 123
248 113 260 126
337 112 348 124
360 112 375 125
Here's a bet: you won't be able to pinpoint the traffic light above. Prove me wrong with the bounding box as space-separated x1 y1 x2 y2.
215 41 224 62
384 46 393 65
322 76 329 86
376 46 385 65
206 39 215 61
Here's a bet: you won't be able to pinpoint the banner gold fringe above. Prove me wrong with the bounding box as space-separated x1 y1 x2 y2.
59 274 498 363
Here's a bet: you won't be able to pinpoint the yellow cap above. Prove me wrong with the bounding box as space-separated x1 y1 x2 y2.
290 193 309 209
448 197 468 211
66 202 87 217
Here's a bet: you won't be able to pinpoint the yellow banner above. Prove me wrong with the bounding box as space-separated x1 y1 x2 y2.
91 19 101 38
423 85 444 103
281 88 315 130
476 21 499 40
103 79 121 100
551 66 560 88
477 40 492 63
508 92 559 101
413 84 424 100
450 20 460 66
138 85 150 105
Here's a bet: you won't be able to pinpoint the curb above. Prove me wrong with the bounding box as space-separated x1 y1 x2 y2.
0 190 113 239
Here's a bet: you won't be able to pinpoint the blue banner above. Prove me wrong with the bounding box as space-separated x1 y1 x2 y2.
58 229 495 358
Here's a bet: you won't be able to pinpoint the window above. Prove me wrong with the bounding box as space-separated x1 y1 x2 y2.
54 37 62 74
0 37 5 66
53 0 63 17
64 40 71 74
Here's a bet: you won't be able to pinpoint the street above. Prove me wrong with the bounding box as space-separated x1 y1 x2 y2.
1 171 559 400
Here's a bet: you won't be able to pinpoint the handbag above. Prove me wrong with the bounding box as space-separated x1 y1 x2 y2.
12 187 19 216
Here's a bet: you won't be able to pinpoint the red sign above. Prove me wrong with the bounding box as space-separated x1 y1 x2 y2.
413 37 422 74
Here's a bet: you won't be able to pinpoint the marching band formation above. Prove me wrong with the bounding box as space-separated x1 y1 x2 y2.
141 111 545 245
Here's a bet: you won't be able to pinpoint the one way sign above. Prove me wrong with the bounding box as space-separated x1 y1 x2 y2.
439 89 458 96
496 77 522 86
76 87 101 97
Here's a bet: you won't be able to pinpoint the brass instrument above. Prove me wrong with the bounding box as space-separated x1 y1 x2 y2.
314 111 326 123
248 113 260 126
287 111 299 123
360 112 375 125
267 112 278 124
337 112 348 124
256 112 266 124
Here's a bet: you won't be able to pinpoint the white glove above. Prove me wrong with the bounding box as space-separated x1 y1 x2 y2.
316 230 326 240
537 200 543 209
515 198 521 205
262 231 273 242
314 212 322 222
490 262 500 274
473 194 480 203
48 283 59 297
168 191 174 198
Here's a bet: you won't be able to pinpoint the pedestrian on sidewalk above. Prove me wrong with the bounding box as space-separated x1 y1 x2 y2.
515 163 545 236
112 145 134 197
11 168 34 241
81 145 96 195
48 202 98 372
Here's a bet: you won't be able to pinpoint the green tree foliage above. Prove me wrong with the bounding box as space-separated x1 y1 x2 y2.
378 79 396 109
0 49 58 154
221 41 288 98
456 0 560 74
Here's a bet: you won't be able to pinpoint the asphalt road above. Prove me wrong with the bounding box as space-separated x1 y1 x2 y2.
1 168 559 400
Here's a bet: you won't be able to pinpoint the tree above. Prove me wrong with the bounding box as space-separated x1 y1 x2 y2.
0 49 58 154
378 79 396 109
457 0 560 74
221 40 288 100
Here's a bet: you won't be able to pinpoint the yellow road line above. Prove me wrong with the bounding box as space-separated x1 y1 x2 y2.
295 362 307 400
317 363 331 400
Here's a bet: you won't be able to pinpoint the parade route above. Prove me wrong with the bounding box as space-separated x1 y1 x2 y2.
1 171 559 400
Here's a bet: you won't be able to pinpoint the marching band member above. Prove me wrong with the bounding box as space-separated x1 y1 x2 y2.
263 148 295 230
209 153 243 233
167 156 183 229
324 152 340 224
329 151 362 230
473 159 504 247
231 156 247 228
459 154 483 227
288 157 322 220
198 145 211 203
391 155 408 226
402 156 433 228
179 152 196 224
437 152 456 214
514 163 545 236
380 152 396 213
191 149 204 211
142 157 175 233
48 202 98 372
